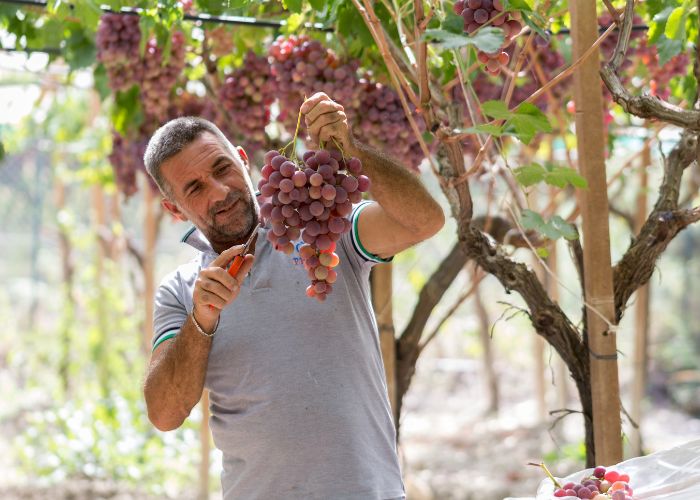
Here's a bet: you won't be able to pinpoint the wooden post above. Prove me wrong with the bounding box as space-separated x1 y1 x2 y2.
569 0 623 464
630 142 651 457
371 263 397 421
143 185 158 354
92 184 111 397
55 178 74 397
199 391 211 500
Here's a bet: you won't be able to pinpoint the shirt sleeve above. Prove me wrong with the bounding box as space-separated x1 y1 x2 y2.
152 272 188 351
340 200 394 273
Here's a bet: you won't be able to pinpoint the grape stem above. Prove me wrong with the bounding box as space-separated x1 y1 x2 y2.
331 137 346 161
528 462 562 489
281 103 305 161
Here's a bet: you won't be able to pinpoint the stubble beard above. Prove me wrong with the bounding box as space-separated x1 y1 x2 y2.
206 190 259 247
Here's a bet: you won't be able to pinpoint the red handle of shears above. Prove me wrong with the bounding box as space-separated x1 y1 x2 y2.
227 255 245 278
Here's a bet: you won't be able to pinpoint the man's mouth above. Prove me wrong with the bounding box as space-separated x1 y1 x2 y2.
215 200 239 217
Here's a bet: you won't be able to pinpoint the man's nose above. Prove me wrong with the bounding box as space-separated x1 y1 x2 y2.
210 177 230 201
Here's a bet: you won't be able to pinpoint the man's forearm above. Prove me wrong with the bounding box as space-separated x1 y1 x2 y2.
347 139 443 233
144 315 212 431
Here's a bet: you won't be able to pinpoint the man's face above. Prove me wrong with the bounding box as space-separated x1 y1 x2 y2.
160 132 259 249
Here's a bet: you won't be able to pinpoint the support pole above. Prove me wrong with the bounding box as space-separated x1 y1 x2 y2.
143 185 159 354
371 263 397 421
569 0 623 465
199 391 211 500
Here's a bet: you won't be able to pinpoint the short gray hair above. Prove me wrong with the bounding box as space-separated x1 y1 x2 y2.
143 116 241 197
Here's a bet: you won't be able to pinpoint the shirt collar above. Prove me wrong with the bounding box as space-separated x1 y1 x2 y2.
180 226 215 254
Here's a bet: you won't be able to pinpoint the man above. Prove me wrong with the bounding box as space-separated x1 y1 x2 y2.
143 92 444 499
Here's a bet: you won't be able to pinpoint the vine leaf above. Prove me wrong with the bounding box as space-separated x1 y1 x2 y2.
521 209 579 241
423 27 505 53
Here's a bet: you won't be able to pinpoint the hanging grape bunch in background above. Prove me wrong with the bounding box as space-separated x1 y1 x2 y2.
258 140 370 302
453 0 523 75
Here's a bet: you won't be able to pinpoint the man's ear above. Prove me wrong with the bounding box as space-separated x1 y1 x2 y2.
161 198 188 222
237 146 250 171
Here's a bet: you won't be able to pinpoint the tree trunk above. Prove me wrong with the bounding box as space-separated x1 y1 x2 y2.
570 0 623 466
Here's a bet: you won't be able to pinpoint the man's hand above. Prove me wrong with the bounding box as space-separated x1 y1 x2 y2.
193 245 255 332
300 92 355 153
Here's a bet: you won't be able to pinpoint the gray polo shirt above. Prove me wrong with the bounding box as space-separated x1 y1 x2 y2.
152 200 405 500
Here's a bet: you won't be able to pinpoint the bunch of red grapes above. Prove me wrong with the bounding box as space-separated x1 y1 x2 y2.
205 25 235 57
453 0 523 75
257 148 370 302
95 14 143 91
552 466 635 499
269 35 360 130
219 51 277 149
140 31 186 120
95 13 186 121
109 132 151 197
637 43 690 100
354 78 425 172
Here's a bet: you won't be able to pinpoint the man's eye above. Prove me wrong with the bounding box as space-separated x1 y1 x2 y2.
216 165 230 175
188 185 200 196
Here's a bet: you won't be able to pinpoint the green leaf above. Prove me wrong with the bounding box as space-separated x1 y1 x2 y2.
521 209 545 230
508 102 552 144
423 27 504 52
455 123 505 136
93 64 110 101
309 0 326 10
481 100 512 120
513 163 546 187
283 13 304 32
284 0 303 14
468 27 506 53
64 23 96 71
111 87 143 136
536 247 549 258
0 140 5 162
442 12 465 34
521 11 548 39
505 0 533 12
656 35 684 66
550 216 578 240
665 6 686 40
544 167 588 189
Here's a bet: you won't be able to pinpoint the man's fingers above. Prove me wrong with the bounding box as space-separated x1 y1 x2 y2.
211 244 245 268
233 254 255 281
317 120 349 147
305 109 345 133
300 92 330 114
202 267 239 292
199 277 235 302
304 100 344 125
